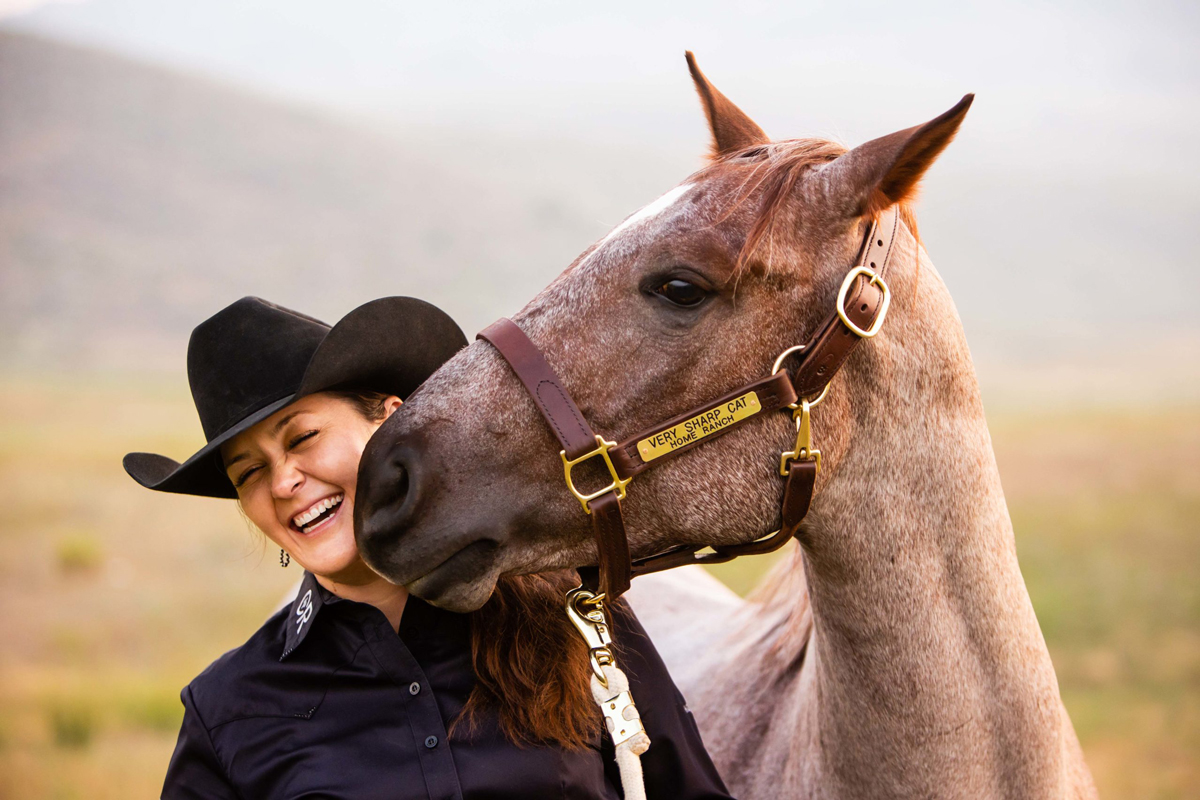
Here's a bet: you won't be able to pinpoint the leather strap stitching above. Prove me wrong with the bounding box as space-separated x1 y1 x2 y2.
535 379 592 456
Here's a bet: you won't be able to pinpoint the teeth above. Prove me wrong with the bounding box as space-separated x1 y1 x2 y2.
293 494 343 529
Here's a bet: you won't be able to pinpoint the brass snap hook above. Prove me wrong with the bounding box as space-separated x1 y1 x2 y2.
780 398 822 476
565 587 616 687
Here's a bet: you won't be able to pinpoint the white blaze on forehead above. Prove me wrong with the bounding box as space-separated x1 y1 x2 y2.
600 183 693 245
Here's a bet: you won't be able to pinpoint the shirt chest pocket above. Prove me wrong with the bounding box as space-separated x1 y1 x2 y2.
199 643 437 799
214 712 435 800
208 675 440 800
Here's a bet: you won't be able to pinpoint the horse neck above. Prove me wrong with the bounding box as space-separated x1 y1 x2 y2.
782 228 1074 795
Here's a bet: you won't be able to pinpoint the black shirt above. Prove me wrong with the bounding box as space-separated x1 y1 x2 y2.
162 571 732 799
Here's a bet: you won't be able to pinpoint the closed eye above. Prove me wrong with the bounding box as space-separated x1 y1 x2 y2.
289 430 317 448
234 431 317 487
235 465 260 488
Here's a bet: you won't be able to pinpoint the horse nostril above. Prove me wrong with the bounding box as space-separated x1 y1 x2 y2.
369 459 409 520
354 436 423 565
393 467 409 508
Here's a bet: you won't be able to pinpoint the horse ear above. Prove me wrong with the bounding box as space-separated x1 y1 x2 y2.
822 94 974 217
686 51 769 159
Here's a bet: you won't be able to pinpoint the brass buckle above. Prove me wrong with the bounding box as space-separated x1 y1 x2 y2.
836 266 891 338
561 435 632 514
779 399 821 476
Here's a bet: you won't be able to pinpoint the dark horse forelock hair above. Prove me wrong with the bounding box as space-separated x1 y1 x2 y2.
333 390 597 749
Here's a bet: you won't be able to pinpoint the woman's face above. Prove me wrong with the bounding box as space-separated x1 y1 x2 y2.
219 392 401 582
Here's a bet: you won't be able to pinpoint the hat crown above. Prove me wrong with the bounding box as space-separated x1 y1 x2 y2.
186 297 330 441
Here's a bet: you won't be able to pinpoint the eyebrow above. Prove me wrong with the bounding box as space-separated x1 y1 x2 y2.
223 411 305 470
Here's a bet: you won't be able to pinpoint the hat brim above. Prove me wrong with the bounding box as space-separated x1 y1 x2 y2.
123 297 467 499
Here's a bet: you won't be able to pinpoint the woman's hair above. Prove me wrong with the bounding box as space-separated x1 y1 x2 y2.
457 571 596 748
326 389 392 424
327 390 598 748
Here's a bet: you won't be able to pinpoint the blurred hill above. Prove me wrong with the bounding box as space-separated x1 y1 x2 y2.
1 29 1198 407
0 30 692 372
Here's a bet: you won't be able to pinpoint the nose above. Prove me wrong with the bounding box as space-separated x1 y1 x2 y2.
271 457 304 498
354 429 424 575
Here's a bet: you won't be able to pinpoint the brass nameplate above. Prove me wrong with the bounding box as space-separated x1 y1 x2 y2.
636 391 761 462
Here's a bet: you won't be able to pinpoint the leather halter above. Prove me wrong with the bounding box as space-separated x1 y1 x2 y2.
478 206 900 601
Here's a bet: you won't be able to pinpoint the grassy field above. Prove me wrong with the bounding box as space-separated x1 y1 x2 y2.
0 374 1196 798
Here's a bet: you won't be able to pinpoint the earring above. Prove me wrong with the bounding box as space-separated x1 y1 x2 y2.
280 549 290 568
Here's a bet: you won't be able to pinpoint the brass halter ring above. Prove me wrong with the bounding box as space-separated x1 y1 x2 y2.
772 345 831 409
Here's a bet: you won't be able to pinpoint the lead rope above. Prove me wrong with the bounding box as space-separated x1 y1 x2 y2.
566 587 651 800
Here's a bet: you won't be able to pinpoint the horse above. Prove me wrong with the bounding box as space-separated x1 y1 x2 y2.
353 53 1098 798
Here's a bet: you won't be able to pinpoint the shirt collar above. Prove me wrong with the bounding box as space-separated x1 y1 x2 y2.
281 571 342 660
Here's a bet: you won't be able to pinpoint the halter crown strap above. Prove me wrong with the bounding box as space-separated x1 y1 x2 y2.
791 208 898 398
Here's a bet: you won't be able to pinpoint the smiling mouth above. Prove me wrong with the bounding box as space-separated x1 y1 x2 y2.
290 493 345 535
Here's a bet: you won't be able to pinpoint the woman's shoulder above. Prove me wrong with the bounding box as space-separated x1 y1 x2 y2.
607 599 662 660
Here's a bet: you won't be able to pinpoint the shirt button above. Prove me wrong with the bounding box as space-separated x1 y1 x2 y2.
424 735 438 749
409 681 421 696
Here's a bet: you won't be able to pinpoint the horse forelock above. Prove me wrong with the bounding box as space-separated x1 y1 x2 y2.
547 135 919 313
701 138 846 275
689 138 923 281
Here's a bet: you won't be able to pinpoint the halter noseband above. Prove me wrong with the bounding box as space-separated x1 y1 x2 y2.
478 206 900 601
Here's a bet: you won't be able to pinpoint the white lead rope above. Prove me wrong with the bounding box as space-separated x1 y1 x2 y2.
591 663 651 800
567 587 651 800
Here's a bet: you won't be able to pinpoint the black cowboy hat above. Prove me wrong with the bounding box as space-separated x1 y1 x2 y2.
123 296 467 499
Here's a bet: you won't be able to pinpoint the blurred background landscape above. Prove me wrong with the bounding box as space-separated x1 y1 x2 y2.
0 1 1197 797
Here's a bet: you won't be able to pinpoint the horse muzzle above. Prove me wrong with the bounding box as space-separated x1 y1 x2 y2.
354 418 509 611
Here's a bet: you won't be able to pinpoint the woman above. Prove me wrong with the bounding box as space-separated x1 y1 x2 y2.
124 296 732 799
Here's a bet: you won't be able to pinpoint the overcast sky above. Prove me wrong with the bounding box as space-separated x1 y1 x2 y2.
5 0 1198 176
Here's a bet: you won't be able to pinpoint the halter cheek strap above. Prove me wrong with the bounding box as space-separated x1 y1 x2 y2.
478 318 633 598
478 206 900 601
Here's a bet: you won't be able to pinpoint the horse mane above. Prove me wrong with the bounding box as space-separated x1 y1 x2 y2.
740 543 814 670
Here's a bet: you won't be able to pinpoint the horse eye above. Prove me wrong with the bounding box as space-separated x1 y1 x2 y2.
654 279 708 308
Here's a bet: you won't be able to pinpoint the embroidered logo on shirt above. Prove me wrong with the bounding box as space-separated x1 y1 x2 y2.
296 589 314 634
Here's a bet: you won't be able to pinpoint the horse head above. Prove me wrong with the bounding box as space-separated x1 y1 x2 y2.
355 53 972 612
